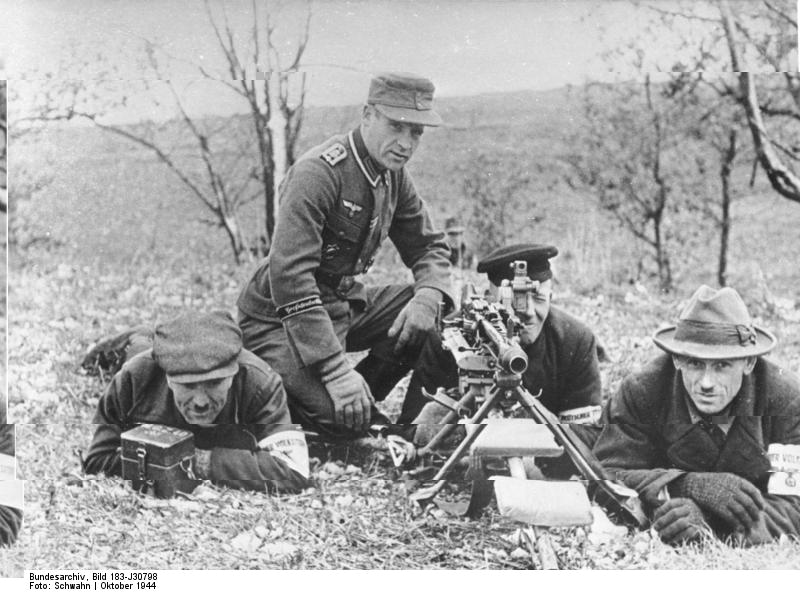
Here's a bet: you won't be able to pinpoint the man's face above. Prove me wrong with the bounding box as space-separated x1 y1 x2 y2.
361 106 424 171
673 355 756 415
168 376 234 424
491 278 552 345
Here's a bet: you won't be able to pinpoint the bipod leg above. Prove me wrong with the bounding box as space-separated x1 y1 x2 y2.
417 387 478 457
409 387 504 509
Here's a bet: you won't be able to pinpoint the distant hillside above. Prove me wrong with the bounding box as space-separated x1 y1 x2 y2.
11 84 800 300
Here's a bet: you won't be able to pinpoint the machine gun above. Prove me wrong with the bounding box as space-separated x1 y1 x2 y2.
408 261 648 530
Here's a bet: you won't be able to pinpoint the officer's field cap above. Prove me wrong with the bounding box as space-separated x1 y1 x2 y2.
154 310 242 384
653 285 776 360
477 243 558 286
367 72 443 127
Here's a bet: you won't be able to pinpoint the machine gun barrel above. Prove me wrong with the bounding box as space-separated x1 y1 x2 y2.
476 317 528 375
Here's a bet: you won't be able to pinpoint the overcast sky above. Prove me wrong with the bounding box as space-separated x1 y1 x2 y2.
1 0 795 122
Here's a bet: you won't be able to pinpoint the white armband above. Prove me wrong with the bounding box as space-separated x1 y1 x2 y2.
767 443 800 497
258 430 310 479
0 481 23 510
558 405 601 425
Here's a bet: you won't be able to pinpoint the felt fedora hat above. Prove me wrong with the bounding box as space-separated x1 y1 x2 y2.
653 285 776 359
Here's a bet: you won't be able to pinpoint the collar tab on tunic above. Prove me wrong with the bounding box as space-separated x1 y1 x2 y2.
349 129 386 188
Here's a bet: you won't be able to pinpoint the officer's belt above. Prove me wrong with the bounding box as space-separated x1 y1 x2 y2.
315 269 356 298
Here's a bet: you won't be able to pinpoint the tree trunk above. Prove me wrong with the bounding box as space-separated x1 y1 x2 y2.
718 129 736 287
719 0 800 203
220 212 252 265
269 71 288 237
652 214 672 292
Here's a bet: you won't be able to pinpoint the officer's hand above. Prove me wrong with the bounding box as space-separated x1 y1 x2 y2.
652 498 709 545
388 288 441 354
318 354 374 431
671 472 764 532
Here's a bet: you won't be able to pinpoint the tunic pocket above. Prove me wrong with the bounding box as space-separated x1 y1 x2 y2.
320 214 364 270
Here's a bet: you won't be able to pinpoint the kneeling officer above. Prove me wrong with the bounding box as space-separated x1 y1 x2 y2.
85 311 310 493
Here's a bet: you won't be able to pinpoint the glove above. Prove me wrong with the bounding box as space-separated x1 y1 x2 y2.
671 472 764 532
387 288 441 354
652 498 709 545
318 353 374 431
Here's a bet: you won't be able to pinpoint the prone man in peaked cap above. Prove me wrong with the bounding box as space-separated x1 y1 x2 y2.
237 72 453 440
403 243 604 461
85 310 310 493
593 285 800 545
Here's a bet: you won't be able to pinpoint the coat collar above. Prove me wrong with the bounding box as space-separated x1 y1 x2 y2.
666 368 769 480
349 129 388 188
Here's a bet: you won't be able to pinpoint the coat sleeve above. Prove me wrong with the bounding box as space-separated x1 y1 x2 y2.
560 323 602 414
758 413 800 539
268 159 344 368
204 369 310 493
593 374 686 507
84 370 133 477
388 169 454 306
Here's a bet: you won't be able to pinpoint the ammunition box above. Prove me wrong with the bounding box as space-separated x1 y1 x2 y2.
121 424 199 498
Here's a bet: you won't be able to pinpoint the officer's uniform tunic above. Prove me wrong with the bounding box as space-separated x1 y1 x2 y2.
238 128 452 438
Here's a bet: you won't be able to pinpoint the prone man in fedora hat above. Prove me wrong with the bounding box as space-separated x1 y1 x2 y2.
85 311 310 493
237 72 453 440
594 285 800 545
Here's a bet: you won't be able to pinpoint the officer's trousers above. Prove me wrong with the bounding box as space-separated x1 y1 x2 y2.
239 283 421 440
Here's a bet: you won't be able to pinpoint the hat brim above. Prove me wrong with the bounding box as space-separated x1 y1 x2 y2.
167 360 239 384
652 325 777 359
374 104 443 127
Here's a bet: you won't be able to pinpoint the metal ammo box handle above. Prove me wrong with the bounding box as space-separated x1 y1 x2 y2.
136 447 148 480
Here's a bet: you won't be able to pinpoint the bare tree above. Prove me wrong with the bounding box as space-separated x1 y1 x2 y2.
564 76 698 291
1 80 6 214
633 0 800 203
718 0 800 203
15 0 312 263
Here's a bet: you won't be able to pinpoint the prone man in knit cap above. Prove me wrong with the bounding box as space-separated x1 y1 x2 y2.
403 243 604 464
594 285 800 545
85 311 310 493
237 72 453 440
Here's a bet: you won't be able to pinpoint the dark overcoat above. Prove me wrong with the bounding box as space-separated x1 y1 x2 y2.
594 353 800 539
85 349 309 493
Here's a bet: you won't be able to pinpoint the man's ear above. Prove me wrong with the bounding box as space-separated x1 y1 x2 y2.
361 104 374 122
671 354 684 370
742 356 757 375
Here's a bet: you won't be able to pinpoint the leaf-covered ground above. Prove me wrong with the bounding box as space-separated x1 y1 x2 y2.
4 255 800 573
